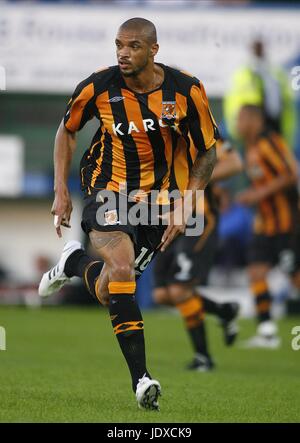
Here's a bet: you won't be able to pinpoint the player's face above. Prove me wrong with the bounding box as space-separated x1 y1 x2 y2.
115 30 157 77
236 108 250 139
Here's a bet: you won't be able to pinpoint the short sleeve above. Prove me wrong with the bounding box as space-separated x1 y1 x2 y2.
64 77 95 132
187 81 219 153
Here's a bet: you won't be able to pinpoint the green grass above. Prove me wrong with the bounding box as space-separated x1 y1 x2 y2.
0 306 299 423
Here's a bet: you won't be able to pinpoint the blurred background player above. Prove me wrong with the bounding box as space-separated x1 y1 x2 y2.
153 138 243 371
224 39 296 149
236 104 300 348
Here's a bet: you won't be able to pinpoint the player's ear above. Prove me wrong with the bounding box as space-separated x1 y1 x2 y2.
150 43 159 57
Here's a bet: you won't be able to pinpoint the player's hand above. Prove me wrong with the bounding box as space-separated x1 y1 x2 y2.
235 188 262 206
51 186 72 238
159 198 187 252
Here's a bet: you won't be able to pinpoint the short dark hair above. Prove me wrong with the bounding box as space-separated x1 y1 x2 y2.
241 104 265 120
119 17 157 44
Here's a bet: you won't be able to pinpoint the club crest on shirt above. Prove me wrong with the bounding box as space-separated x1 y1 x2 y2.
104 209 120 226
161 101 176 122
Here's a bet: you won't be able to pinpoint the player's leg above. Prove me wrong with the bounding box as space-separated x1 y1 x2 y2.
38 237 109 303
248 262 272 322
289 227 300 291
153 233 214 370
93 263 109 305
153 287 173 306
38 239 104 299
154 251 213 368
40 193 131 303
40 227 161 409
153 278 213 370
154 280 212 366
168 282 213 371
291 269 300 291
152 242 174 307
178 225 239 347
192 226 239 346
195 295 239 347
38 195 107 300
246 262 281 346
40 193 162 409
87 229 160 408
243 235 280 348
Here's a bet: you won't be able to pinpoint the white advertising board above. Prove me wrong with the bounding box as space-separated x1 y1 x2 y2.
0 4 299 96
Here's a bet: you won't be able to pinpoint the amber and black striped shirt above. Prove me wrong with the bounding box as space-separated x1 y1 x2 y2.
64 64 219 196
245 131 299 236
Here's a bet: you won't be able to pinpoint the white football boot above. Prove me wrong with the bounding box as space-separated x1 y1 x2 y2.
136 374 161 411
241 320 281 349
38 240 83 297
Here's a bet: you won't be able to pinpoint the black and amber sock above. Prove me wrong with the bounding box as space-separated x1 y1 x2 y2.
201 293 236 321
251 280 272 323
201 294 220 316
64 249 103 299
108 281 150 392
176 296 209 357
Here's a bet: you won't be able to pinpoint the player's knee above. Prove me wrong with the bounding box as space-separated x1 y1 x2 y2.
168 284 191 305
153 287 170 305
247 265 268 283
109 262 135 282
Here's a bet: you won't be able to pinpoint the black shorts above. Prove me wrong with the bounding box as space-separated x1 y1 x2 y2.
81 192 167 277
248 233 300 275
153 225 218 287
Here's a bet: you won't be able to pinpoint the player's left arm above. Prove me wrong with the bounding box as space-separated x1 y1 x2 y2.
186 80 219 193
236 173 297 206
236 143 298 206
160 81 218 251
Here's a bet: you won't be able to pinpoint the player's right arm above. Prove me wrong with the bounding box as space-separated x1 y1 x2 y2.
51 76 96 237
51 121 77 238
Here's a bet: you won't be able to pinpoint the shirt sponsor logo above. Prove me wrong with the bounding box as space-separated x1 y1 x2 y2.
111 118 179 135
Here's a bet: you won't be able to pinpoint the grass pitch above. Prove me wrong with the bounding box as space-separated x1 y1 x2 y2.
0 305 299 423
